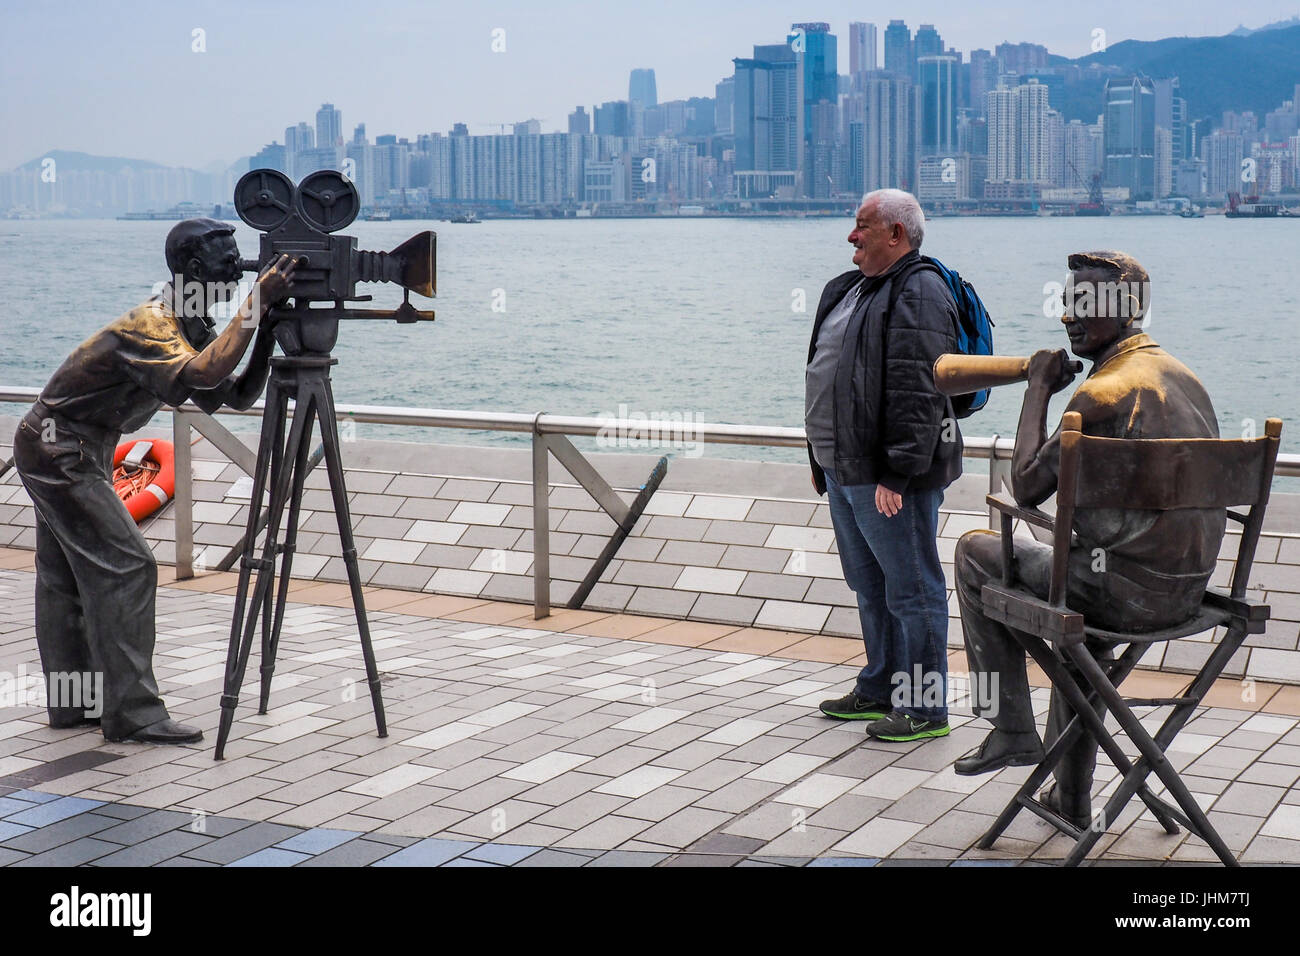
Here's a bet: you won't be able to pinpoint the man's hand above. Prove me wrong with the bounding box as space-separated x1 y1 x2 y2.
251 254 298 320
875 484 902 517
1027 348 1076 395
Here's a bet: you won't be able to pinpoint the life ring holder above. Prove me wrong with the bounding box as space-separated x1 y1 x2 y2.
112 439 176 523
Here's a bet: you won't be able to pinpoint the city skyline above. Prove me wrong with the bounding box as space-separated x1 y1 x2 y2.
3 0 1299 171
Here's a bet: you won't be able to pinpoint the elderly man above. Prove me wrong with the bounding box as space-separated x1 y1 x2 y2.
952 251 1225 828
13 219 296 743
810 189 962 742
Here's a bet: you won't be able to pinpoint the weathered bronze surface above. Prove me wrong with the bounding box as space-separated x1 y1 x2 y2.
954 250 1228 818
13 220 294 743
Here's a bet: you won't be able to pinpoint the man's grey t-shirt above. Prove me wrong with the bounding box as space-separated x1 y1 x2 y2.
804 278 865 470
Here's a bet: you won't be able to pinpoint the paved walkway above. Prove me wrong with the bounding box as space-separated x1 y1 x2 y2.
1 550 1298 866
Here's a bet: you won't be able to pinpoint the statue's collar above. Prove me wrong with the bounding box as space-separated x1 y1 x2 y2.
153 282 217 347
1091 331 1157 373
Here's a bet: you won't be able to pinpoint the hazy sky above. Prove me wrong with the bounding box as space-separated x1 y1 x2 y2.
2 0 1295 171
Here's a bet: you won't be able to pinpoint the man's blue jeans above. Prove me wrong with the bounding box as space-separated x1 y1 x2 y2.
823 468 948 722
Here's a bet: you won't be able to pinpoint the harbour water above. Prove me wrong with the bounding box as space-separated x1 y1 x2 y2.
1 215 1297 458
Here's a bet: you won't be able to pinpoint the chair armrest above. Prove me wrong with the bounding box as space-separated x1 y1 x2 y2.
982 582 1086 646
1204 588 1271 633
986 493 1056 532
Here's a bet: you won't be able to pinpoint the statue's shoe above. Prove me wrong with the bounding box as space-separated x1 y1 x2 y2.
1038 782 1094 831
108 719 204 745
954 730 1044 775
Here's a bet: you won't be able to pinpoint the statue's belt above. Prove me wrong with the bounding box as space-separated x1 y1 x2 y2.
24 401 117 446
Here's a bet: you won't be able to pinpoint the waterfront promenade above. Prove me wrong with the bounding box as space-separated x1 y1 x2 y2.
1 549 1298 866
1 423 1300 864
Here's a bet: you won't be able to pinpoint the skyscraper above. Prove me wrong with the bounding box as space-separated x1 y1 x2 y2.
316 103 343 150
568 106 590 134
790 23 837 133
916 55 958 157
629 69 658 108
732 43 803 180
862 72 915 191
968 49 996 117
849 22 877 77
884 20 912 76
913 24 943 72
1104 75 1156 200
715 76 735 135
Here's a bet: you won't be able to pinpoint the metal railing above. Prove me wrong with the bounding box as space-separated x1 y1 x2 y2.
3 385 1298 620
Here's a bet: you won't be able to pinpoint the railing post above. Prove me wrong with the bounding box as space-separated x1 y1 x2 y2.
173 409 194 579
532 412 550 619
987 433 1007 529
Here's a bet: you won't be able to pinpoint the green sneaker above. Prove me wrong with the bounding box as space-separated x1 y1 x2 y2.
819 691 892 721
865 713 950 742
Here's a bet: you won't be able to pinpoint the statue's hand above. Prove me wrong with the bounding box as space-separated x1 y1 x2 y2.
1027 348 1076 395
254 254 298 312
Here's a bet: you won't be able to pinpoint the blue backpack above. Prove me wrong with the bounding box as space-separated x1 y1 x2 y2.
889 255 995 418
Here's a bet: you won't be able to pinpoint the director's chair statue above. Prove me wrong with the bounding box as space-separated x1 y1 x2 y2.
976 411 1282 866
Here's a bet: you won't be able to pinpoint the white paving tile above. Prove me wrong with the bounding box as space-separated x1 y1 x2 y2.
469 549 534 575
363 539 427 564
344 763 443 797
448 502 512 526
772 773 860 808
398 721 483 750
745 752 830 784
1260 804 1300 841
404 520 469 544
613 707 692 733
849 766 934 800
502 751 593 783
684 495 754 521
245 715 339 743
701 718 776 746
427 568 490 596
832 817 926 857
462 701 542 728
674 566 747 595
765 525 836 552
688 657 789 687
595 765 685 798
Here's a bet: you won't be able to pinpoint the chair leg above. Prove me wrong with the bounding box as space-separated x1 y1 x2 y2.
977 636 1146 851
1068 646 1241 867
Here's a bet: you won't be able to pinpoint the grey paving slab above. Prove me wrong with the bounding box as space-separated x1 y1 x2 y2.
12 837 121 867
184 821 302 864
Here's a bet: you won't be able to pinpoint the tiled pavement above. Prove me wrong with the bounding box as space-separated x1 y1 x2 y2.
1 550 1299 866
2 430 1298 684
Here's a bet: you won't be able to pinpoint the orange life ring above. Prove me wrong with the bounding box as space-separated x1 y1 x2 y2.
112 439 176 522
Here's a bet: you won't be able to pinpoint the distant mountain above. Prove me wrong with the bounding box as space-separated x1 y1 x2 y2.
14 149 175 174
1056 25 1300 124
1229 16 1300 36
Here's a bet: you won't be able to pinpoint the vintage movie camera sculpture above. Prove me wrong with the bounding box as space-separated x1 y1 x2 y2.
214 169 436 759
233 167 435 347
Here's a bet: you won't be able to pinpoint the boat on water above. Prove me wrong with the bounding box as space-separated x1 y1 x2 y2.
117 202 225 222
1179 207 1205 218
448 211 480 223
1226 192 1294 218
365 210 391 221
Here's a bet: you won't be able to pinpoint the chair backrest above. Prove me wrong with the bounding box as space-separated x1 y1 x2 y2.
1051 412 1283 605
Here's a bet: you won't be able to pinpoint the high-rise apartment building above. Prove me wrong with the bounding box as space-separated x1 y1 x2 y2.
861 72 915 192
884 20 912 76
629 69 658 108
849 22 877 77
916 55 958 157
1104 75 1156 200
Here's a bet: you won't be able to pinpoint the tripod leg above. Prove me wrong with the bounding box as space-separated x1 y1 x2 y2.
216 376 284 759
256 390 289 714
215 384 309 759
260 397 317 713
315 377 387 738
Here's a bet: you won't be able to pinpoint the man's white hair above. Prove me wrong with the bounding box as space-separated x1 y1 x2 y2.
861 188 925 251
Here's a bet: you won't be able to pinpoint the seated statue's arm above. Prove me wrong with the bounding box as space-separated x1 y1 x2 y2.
1011 348 1076 506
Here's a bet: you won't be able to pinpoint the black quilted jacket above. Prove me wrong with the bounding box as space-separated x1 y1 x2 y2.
806 250 963 496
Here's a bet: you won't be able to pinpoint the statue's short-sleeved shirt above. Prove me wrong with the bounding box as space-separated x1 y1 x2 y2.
38 296 209 434
1065 332 1226 581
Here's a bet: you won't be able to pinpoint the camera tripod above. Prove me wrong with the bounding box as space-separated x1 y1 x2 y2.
213 347 387 760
